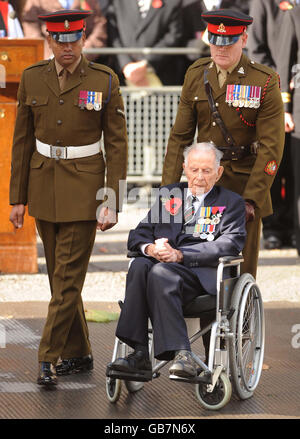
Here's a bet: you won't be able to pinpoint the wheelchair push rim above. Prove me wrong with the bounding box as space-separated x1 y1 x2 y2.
229 273 265 398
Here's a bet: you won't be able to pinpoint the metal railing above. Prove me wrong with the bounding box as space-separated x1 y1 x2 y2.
92 47 199 183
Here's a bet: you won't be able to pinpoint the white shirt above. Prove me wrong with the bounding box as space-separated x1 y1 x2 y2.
203 0 223 11
7 5 24 38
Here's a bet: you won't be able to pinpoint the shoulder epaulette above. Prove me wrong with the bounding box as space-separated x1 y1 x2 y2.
88 61 115 76
248 60 276 77
25 59 50 71
188 57 212 71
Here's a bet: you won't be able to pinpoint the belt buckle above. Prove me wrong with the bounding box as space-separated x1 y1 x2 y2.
50 146 66 160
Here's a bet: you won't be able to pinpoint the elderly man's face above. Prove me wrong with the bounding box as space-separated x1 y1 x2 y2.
183 149 224 196
210 32 248 70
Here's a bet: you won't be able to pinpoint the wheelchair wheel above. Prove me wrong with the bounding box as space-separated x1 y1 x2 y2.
195 372 232 410
229 273 265 400
106 377 122 403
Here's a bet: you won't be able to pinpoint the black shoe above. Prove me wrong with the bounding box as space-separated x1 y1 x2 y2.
169 350 197 378
264 235 282 250
110 350 152 374
55 354 93 376
37 362 58 386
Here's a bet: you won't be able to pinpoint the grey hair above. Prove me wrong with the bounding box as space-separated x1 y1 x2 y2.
183 142 223 168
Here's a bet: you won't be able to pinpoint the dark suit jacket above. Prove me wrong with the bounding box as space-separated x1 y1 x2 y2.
277 6 300 132
106 0 183 85
127 183 246 295
248 0 288 71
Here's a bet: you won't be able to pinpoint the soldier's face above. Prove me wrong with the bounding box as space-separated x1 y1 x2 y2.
47 33 86 68
210 32 248 70
183 150 224 196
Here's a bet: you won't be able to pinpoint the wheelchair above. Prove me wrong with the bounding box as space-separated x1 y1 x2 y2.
106 255 265 411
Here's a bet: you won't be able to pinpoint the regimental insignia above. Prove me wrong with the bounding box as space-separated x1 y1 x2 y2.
264 160 278 176
226 84 261 108
238 67 245 75
192 206 226 240
78 91 102 111
217 23 226 33
64 20 70 30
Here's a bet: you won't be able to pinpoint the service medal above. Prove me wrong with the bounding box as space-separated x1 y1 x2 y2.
200 233 208 239
94 92 102 111
207 234 214 241
86 91 96 110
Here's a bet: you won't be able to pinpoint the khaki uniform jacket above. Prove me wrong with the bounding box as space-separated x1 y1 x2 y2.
9 56 128 222
162 53 285 217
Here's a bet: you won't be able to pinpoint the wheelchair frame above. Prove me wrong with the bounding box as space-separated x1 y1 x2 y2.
106 256 265 410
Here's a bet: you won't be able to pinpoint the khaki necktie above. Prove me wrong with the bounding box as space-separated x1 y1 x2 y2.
58 69 69 90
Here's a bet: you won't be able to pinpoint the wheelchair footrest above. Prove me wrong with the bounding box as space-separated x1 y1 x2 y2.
169 371 212 385
106 366 152 382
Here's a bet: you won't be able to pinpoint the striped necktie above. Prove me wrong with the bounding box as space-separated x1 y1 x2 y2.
184 195 197 225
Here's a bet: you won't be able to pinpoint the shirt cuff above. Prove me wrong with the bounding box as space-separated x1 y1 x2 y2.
140 243 152 256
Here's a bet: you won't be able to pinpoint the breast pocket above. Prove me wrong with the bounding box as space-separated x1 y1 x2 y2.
193 96 211 126
26 96 48 127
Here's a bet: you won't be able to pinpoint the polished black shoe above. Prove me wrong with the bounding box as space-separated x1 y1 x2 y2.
55 354 93 376
37 362 58 386
264 235 282 250
169 350 197 378
110 350 152 375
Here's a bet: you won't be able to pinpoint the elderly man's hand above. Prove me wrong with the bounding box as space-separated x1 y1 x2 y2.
145 238 183 263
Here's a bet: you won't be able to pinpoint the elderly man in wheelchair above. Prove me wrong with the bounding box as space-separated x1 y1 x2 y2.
106 142 265 410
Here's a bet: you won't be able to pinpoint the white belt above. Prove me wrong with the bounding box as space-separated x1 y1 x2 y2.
36 139 101 160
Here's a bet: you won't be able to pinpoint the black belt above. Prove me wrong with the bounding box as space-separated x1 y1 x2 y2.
218 145 252 160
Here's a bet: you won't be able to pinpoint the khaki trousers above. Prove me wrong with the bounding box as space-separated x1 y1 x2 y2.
36 219 97 364
241 215 262 278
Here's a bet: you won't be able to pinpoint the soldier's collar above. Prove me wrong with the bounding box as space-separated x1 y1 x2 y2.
54 54 82 76
215 58 240 77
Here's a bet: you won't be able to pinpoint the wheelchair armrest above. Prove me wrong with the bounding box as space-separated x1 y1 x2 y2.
218 256 244 266
127 250 141 258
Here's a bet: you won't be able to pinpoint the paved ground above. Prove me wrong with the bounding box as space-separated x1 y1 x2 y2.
0 205 300 420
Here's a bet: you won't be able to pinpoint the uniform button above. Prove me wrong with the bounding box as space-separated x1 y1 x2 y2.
212 121 216 127
32 99 37 105
215 102 219 107
57 120 62 125
251 60 255 64
59 99 64 105
56 140 61 145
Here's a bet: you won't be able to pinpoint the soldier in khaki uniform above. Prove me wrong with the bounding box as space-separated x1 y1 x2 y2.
9 9 128 386
162 9 285 278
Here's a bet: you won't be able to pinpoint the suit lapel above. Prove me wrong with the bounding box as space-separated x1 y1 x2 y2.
135 2 162 39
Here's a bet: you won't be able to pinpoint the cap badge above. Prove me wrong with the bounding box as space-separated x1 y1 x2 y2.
64 20 70 30
217 23 226 33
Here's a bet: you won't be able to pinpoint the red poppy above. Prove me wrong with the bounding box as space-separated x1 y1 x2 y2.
164 197 182 215
279 1 293 10
152 0 163 9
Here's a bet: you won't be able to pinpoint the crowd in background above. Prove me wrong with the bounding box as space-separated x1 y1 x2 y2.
1 0 299 252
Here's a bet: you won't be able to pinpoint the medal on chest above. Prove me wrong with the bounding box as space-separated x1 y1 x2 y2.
78 90 102 111
226 84 261 109
193 206 226 241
